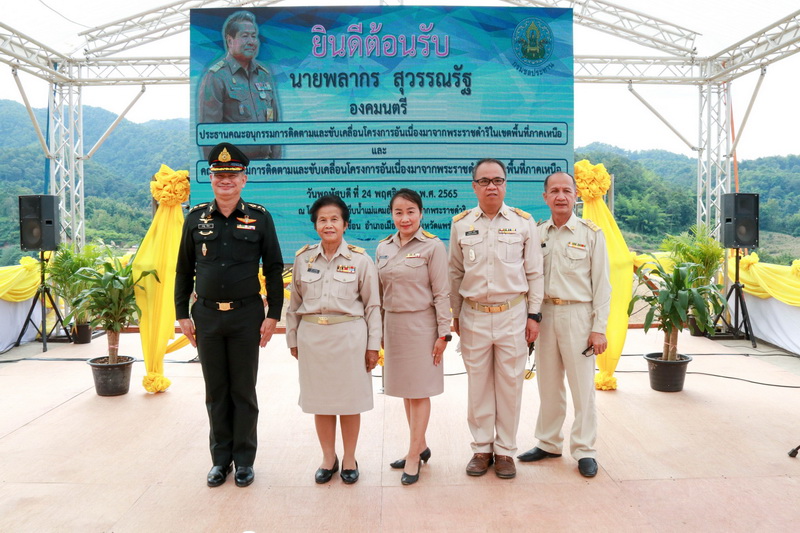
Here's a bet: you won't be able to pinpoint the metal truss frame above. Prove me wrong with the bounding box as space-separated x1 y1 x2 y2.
1 2 799 245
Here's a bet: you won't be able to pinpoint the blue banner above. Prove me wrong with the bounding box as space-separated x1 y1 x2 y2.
190 6 573 261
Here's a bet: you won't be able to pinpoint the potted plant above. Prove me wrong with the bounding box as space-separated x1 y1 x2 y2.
72 251 158 396
628 255 726 392
47 243 102 343
660 224 724 336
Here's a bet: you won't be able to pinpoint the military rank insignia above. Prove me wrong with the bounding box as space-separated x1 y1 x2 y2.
336 265 356 274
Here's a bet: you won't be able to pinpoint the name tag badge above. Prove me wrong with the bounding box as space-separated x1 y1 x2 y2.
307 267 320 274
236 224 256 230
198 223 214 230
465 230 479 236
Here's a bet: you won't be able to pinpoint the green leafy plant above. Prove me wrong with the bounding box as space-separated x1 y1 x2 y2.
628 255 726 361
660 224 724 286
70 252 158 364
47 243 102 324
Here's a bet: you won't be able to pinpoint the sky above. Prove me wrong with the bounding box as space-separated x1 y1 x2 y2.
1 0 798 160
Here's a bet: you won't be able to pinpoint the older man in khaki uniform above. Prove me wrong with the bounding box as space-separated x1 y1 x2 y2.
449 158 544 479
518 171 611 478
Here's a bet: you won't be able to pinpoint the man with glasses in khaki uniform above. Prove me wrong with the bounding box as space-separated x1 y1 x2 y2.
517 171 611 478
449 158 543 479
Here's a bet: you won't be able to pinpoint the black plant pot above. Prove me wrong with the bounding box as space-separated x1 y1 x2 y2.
687 316 705 337
72 323 93 344
644 352 692 392
87 356 134 396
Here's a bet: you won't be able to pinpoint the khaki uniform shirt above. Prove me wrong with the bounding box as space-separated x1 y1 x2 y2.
449 203 543 317
376 228 451 337
198 55 281 159
286 239 382 350
539 213 611 333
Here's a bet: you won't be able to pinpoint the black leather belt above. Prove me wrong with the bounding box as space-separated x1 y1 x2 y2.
196 295 262 312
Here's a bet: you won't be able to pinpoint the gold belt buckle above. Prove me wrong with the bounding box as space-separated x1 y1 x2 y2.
487 305 502 313
552 298 563 305
217 301 232 311
318 316 329 325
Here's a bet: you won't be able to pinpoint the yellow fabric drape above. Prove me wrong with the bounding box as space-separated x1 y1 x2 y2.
0 256 44 302
730 252 800 306
575 160 632 390
133 165 190 393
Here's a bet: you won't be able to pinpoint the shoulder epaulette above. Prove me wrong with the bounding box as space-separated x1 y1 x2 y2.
209 60 225 73
512 207 532 220
189 203 208 213
296 243 319 256
247 202 266 213
348 244 366 254
452 209 471 222
379 233 393 242
581 219 601 232
422 230 437 239
536 219 547 226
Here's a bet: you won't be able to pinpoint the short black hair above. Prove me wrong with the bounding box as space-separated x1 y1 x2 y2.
309 195 350 224
223 10 257 43
389 188 423 212
543 171 577 191
472 158 507 180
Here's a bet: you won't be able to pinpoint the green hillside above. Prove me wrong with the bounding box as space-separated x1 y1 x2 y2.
1 101 798 266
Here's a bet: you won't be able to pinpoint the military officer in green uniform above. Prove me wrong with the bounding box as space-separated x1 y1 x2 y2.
175 142 284 488
198 10 281 160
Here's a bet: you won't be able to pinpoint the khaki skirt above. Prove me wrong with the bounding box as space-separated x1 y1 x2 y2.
297 318 373 415
384 308 444 399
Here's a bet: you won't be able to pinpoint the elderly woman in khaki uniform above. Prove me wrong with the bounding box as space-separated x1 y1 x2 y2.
376 188 451 486
286 195 381 485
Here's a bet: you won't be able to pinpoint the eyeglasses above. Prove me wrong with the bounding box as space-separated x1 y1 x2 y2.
473 177 506 187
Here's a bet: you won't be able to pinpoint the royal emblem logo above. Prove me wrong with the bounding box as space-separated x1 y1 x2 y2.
512 17 554 68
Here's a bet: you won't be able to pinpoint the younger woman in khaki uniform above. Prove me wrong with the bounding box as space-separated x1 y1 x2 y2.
376 188 451 485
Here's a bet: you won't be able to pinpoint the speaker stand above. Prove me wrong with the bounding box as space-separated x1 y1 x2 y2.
15 251 72 352
713 249 757 348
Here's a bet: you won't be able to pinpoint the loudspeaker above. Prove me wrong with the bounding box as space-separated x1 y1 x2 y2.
721 193 759 248
19 195 60 251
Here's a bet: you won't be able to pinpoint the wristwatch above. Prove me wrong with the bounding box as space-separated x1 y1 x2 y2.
439 334 453 342
528 313 542 323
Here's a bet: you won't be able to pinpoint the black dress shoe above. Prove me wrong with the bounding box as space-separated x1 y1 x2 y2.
234 466 255 487
315 456 339 484
340 461 359 484
578 458 598 478
207 463 233 487
401 459 421 486
389 447 432 469
517 447 562 462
